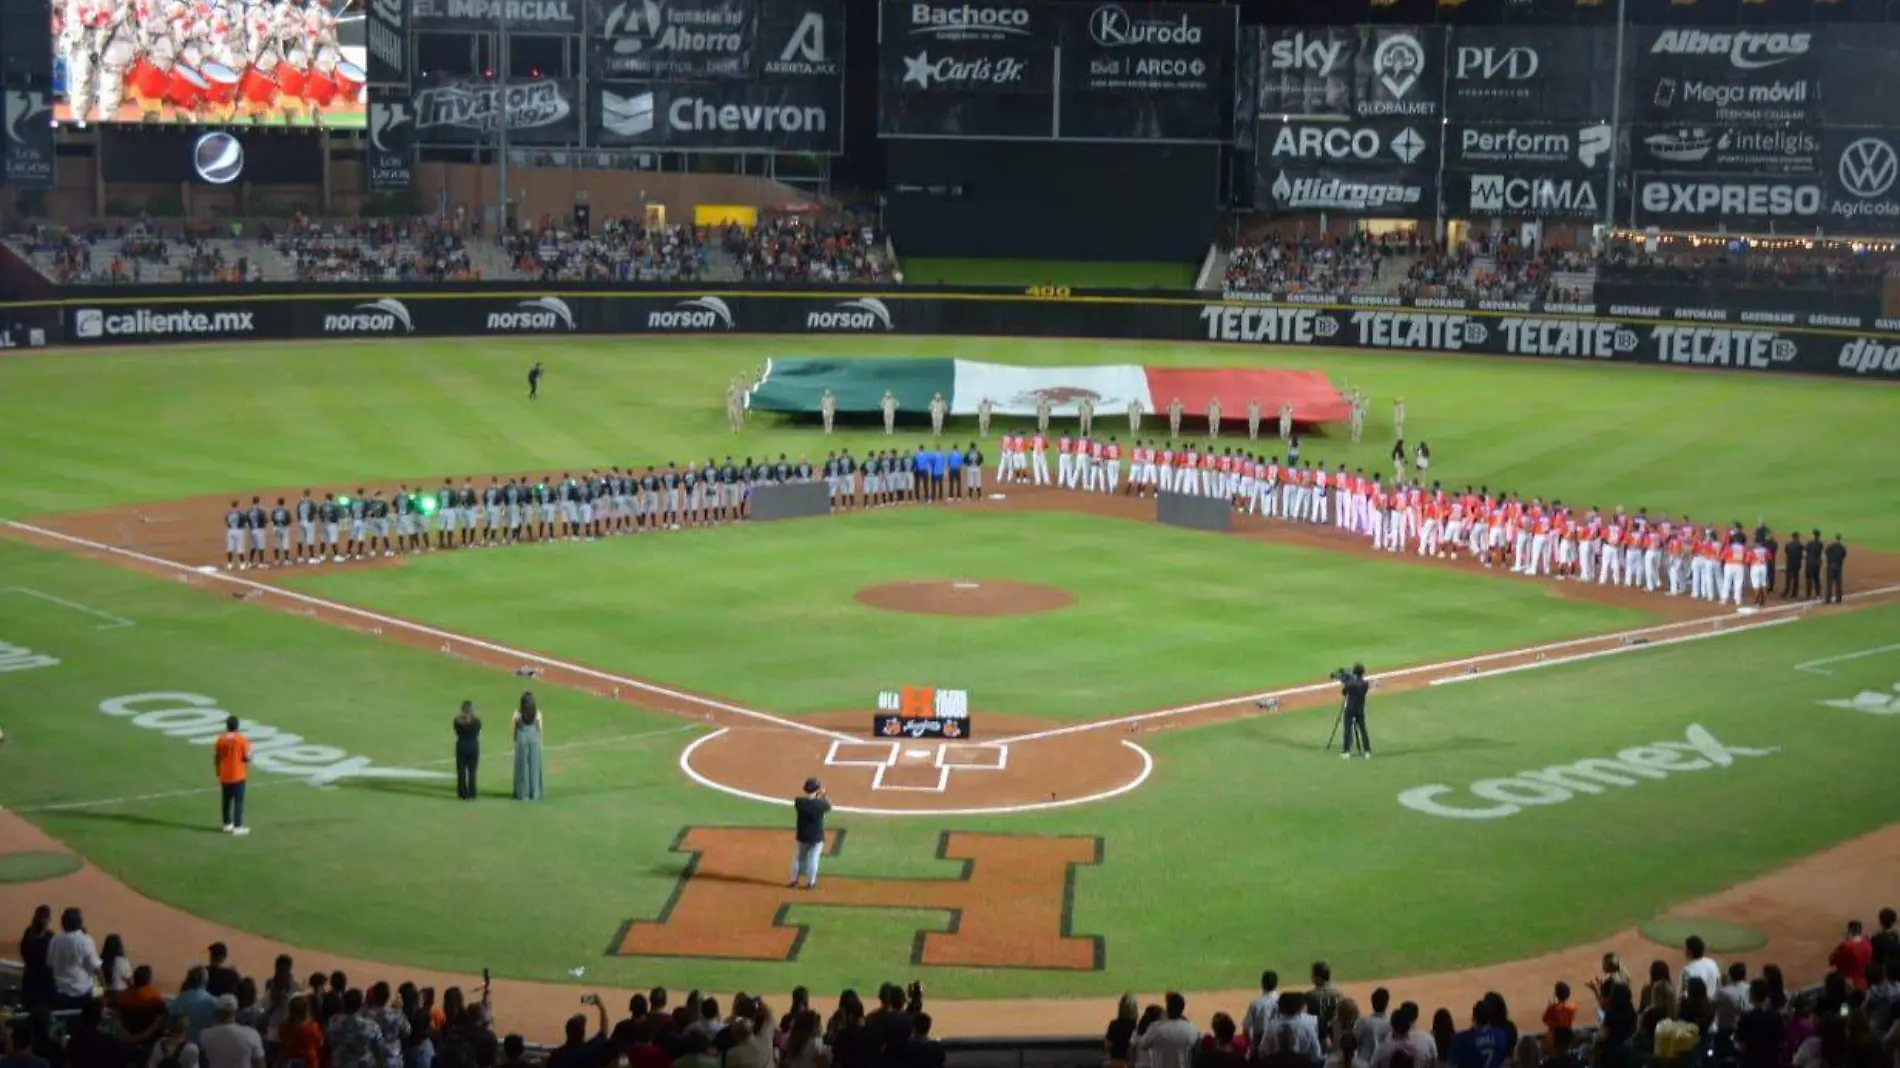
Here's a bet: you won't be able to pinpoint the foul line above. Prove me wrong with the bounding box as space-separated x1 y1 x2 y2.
3 724 703 815
679 728 1155 816
0 521 856 745
993 583 1900 745
1793 643 1900 676
1429 616 1798 686
1 586 137 630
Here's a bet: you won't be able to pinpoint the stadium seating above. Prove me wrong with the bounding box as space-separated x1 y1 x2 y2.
497 217 707 283
729 215 897 284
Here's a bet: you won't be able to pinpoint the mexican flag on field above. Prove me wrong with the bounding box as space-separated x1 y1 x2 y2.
746 358 1350 423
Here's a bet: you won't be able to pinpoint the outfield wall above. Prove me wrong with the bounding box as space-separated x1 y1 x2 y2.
7 286 1900 380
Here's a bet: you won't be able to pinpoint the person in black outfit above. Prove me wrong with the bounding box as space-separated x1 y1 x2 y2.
1804 530 1824 599
454 701 482 800
1761 529 1778 597
528 362 544 400
18 905 53 1008
1824 536 1847 604
1338 664 1372 758
790 778 830 890
1783 536 1804 599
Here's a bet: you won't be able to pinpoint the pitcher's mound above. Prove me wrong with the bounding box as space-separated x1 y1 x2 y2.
855 580 1074 618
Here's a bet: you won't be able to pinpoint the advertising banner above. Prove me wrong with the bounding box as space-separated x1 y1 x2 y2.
1822 129 1900 234
1444 121 1614 170
589 0 755 81
1348 26 1444 121
412 78 582 145
3 90 55 189
1632 27 1817 126
1051 3 1236 143
1627 124 1820 175
592 80 841 151
1253 26 1443 121
46 287 1900 381
876 0 1055 138
366 87 414 192
2 0 54 86
412 0 583 34
365 0 407 86
1632 172 1827 230
52 0 367 129
1260 119 1438 170
1817 25 1900 127
1443 26 1620 123
1258 166 1437 218
1443 170 1608 219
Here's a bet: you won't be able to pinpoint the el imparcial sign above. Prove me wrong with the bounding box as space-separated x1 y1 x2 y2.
99 692 452 787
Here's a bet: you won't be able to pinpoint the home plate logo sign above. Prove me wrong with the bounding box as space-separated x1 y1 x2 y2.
874 685 971 738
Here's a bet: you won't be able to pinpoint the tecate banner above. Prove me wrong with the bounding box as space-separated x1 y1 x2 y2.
1630 124 1820 175
1260 167 1436 219
412 0 582 33
3 90 56 189
1445 122 1613 170
412 78 582 145
1051 3 1236 142
1633 173 1826 229
1824 130 1900 233
1444 170 1608 220
1443 26 1620 124
1261 119 1437 169
1635 27 1816 125
589 0 754 81
877 0 1054 138
366 88 414 192
592 81 841 152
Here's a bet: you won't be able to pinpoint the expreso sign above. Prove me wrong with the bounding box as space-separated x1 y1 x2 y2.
1399 724 1776 820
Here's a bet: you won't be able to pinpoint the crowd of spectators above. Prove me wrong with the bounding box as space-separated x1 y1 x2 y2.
1107 916 1900 1068
1398 238 1594 305
498 218 705 283
729 217 894 285
13 223 250 285
1222 235 1418 298
265 217 477 284
1595 239 1900 293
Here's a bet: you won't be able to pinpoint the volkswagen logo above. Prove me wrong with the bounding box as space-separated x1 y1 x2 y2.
192 132 245 185
1839 137 1898 199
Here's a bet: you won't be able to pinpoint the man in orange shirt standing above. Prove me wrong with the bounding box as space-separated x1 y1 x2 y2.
215 716 253 836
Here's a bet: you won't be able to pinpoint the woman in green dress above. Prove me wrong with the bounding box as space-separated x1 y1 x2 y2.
511 692 545 801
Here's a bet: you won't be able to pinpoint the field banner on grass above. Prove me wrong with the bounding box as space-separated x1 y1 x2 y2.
1144 368 1350 423
949 361 1152 416
747 357 955 414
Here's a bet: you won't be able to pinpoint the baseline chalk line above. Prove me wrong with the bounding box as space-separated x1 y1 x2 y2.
1793 643 1900 676
1 586 137 630
1430 616 1797 686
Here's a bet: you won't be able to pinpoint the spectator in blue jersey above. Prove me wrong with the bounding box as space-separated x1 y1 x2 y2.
1446 1001 1509 1068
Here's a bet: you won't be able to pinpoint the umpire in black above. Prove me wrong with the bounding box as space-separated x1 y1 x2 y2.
1825 535 1848 604
1805 529 1825 599
1338 664 1372 759
1782 534 1804 599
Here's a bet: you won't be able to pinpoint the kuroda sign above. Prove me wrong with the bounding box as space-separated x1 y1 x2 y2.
99 693 452 788
1398 724 1776 820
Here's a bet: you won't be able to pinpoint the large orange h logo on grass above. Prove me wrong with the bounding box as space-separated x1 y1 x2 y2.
611 827 1104 970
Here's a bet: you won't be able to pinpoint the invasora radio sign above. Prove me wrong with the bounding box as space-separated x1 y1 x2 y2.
413 79 582 145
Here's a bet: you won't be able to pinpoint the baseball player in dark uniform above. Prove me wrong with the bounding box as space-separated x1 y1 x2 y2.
1825 535 1847 604
434 480 454 550
528 361 544 400
838 450 858 510
456 480 477 548
269 498 292 567
660 463 680 530
295 490 318 563
370 490 393 557
1804 530 1824 599
246 497 268 568
344 490 367 559
965 442 984 500
320 494 342 562
395 485 417 553
716 457 736 523
224 501 246 570
1782 535 1804 599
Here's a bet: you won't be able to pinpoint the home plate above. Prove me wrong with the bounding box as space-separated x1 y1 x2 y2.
953 582 980 590
904 747 933 760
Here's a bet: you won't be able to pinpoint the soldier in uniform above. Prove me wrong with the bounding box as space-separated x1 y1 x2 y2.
977 397 994 438
929 392 948 439
1168 397 1185 440
1348 394 1364 444
821 389 837 434
727 379 746 433
1078 395 1095 438
1394 397 1406 441
1127 396 1144 435
1280 402 1294 443
1246 398 1262 442
1825 535 1848 604
1206 396 1223 440
881 390 899 435
1036 396 1053 435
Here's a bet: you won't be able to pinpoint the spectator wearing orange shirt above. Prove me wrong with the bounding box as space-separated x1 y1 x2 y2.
214 717 252 836
1830 920 1874 991
1540 983 1577 1047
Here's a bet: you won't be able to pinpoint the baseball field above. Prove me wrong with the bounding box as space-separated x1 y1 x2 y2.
1 333 1898 1035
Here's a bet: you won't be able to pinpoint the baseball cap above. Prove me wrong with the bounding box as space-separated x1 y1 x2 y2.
803 778 821 794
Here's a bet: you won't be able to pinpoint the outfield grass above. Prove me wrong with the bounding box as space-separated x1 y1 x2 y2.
1 337 1892 549
281 508 1649 719
5 534 1899 997
901 258 1200 288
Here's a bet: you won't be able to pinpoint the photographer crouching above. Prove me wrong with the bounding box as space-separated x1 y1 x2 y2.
1334 664 1372 759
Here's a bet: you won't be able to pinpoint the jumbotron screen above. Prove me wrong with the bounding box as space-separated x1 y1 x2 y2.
54 0 368 129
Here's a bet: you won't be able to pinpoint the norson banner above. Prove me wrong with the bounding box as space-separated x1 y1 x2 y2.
876 1 1235 142
40 290 1900 381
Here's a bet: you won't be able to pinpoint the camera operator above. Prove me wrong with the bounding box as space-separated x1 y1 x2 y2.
1336 664 1372 759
